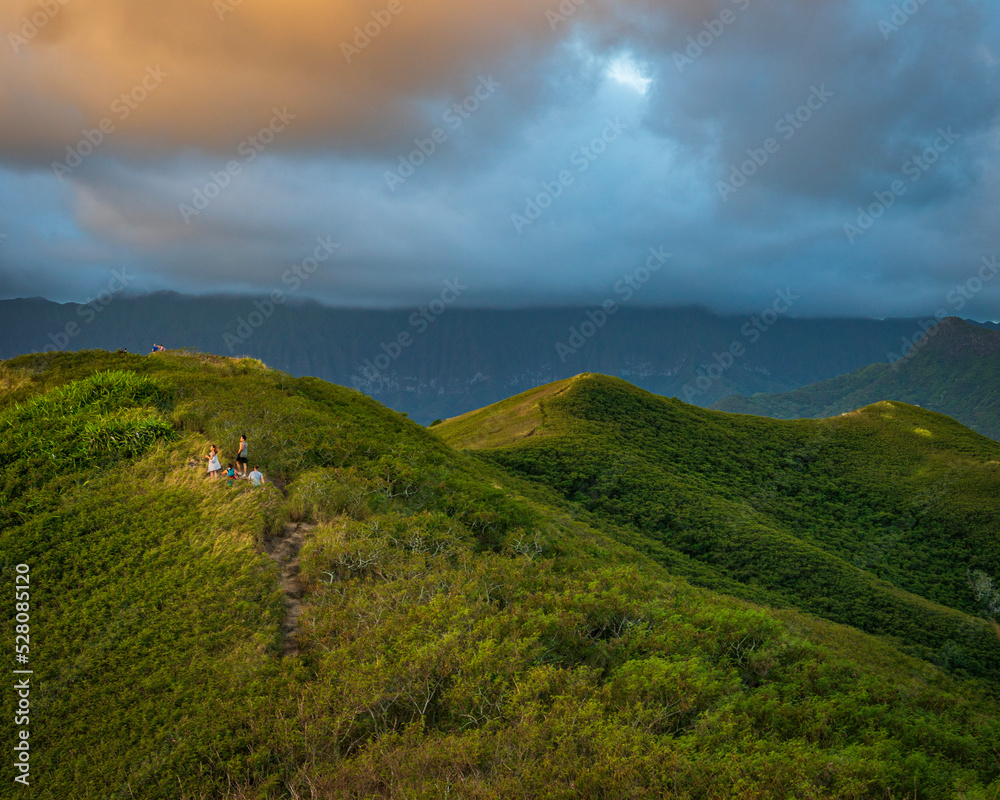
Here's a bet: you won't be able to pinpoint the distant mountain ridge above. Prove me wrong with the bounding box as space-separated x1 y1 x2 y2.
0 293 992 424
713 317 1000 440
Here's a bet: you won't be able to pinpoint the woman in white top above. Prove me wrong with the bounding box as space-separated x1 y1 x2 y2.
205 445 222 477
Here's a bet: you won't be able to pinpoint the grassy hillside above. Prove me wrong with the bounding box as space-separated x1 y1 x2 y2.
437 374 1000 681
713 317 1000 441
3 351 1000 799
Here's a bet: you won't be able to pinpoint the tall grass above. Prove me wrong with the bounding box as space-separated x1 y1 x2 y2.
3 351 1000 799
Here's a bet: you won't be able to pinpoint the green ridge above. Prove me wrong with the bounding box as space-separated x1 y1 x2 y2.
714 317 1000 441
436 374 1000 679
1 350 999 799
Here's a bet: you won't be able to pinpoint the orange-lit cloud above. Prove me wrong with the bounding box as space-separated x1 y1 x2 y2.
1 0 576 163
2 0 999 320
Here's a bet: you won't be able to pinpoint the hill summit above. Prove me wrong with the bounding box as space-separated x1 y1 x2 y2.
714 317 1000 440
437 373 1000 678
897 315 1000 361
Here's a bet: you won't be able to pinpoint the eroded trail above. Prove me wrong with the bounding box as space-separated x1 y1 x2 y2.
264 520 316 657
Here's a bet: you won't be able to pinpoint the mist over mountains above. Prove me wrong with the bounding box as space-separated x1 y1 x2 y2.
0 293 989 424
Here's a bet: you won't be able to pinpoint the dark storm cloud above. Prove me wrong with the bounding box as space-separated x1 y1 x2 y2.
0 0 997 318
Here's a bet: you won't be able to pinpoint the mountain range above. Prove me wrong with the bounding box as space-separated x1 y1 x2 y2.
1 293 986 424
714 316 1000 440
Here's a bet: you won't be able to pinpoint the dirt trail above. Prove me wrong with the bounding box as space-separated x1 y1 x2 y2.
188 456 313 656
264 520 316 657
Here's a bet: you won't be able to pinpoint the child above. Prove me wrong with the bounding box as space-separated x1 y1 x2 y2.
226 463 237 485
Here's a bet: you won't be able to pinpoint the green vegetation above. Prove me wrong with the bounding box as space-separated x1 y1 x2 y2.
437 374 1000 680
714 317 1000 441
2 351 999 798
0 369 175 528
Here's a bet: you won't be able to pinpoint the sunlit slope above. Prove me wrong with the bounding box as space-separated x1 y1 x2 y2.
434 373 587 448
2 351 1000 799
437 373 1000 680
714 317 1000 441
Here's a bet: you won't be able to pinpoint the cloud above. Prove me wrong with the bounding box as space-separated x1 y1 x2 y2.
0 0 998 319
0 0 566 165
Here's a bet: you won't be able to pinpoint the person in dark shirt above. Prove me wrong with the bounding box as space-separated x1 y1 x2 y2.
236 435 249 478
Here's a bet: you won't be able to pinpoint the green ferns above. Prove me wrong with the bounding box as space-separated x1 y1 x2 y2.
0 369 172 460
0 370 175 528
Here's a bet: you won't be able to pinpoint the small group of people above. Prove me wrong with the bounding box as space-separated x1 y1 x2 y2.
205 435 265 486
151 343 166 353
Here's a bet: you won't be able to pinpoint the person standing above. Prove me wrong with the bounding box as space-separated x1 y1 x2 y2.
236 435 249 478
205 445 222 478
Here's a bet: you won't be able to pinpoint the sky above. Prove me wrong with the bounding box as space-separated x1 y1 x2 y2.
0 0 998 319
